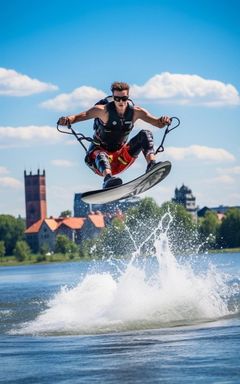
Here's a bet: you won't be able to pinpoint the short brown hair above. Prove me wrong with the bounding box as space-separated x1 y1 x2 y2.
111 81 130 93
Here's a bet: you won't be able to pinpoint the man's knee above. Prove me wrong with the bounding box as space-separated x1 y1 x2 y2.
95 152 111 173
139 130 154 155
128 129 154 157
139 129 153 144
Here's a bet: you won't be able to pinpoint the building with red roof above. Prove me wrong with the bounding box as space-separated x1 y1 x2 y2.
25 214 105 252
24 170 121 252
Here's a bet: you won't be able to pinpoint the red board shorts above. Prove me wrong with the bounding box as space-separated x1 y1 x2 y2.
87 144 137 176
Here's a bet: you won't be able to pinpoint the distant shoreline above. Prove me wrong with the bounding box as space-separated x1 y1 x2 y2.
0 253 91 267
208 248 240 255
0 248 240 267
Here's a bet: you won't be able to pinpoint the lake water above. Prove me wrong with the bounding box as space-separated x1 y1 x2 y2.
1 227 240 383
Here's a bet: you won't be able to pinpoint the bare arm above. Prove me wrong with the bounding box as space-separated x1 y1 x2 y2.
57 105 107 126
134 106 171 128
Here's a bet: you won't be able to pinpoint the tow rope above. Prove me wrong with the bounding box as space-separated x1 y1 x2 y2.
57 116 180 155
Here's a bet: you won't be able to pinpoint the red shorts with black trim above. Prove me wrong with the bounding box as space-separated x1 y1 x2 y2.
87 144 137 176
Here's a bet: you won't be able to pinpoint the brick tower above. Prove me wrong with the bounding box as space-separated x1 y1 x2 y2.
24 169 47 228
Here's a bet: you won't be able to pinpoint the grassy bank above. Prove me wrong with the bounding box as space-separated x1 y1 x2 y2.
0 253 90 267
208 247 240 254
1 248 240 267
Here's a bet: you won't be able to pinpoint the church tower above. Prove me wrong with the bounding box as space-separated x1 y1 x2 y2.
172 184 197 216
24 169 47 228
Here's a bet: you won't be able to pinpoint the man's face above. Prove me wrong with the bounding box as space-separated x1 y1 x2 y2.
113 90 129 109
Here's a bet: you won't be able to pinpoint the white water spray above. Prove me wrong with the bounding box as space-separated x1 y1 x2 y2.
17 212 236 335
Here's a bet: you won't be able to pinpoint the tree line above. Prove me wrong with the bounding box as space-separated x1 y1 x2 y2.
0 199 240 261
89 199 240 258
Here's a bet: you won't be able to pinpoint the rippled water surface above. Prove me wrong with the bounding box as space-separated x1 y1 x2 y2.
1 231 240 383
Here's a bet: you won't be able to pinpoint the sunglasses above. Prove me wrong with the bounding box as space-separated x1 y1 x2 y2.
113 96 129 102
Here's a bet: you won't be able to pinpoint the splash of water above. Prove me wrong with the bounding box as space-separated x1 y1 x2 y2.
16 212 237 335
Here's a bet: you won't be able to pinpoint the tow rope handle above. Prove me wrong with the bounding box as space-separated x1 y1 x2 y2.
57 115 180 154
57 120 93 152
155 116 180 155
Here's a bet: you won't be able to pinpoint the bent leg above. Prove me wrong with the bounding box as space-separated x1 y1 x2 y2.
94 153 123 187
128 129 158 172
85 144 111 176
128 129 155 159
85 146 122 188
95 151 111 174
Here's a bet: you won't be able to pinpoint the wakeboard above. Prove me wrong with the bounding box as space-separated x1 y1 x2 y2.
81 161 171 205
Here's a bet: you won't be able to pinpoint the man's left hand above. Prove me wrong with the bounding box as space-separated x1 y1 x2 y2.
159 116 171 128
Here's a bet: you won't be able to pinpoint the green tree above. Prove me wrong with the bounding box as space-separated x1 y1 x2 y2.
125 197 162 255
94 199 199 258
59 210 72 218
158 202 199 254
0 241 6 259
127 197 162 223
79 238 96 258
126 199 198 255
68 241 78 256
74 198 201 259
0 215 25 255
39 243 50 255
218 208 240 248
198 211 220 249
95 217 130 257
13 240 31 262
55 234 76 254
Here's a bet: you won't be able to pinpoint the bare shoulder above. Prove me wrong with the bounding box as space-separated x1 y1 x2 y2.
133 105 151 120
134 105 147 113
86 104 107 118
94 104 106 111
133 105 160 126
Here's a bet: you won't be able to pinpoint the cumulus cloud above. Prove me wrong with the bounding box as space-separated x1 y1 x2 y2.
0 166 9 175
41 73 240 110
41 86 106 111
0 67 58 96
216 165 240 175
204 175 234 185
51 159 75 167
0 125 64 148
131 73 240 106
166 145 235 162
0 177 22 189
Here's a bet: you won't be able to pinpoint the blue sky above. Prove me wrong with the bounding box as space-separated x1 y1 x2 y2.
1 0 240 217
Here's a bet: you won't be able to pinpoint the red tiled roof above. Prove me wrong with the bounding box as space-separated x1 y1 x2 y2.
88 214 105 228
25 218 60 234
59 217 85 229
25 215 104 234
25 219 44 234
44 218 60 231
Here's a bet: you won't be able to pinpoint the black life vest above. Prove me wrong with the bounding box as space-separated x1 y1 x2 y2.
93 96 135 151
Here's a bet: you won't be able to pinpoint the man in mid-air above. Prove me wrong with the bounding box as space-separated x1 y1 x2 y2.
58 81 171 189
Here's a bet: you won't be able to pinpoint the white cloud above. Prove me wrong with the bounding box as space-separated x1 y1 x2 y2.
41 86 106 111
41 73 240 110
130 73 240 106
0 166 9 175
204 175 234 185
51 159 75 167
0 67 58 96
0 125 64 148
0 177 22 189
217 165 240 175
228 192 240 202
166 145 235 162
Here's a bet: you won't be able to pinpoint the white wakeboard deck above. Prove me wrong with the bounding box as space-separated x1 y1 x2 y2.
81 161 171 204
